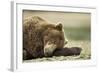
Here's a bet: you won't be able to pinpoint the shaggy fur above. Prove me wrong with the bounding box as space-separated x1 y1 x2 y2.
23 16 65 59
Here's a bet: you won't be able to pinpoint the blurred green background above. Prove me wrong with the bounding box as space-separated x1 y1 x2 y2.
23 10 91 41
23 10 91 60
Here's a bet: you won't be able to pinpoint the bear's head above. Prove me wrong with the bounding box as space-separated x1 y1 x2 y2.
43 23 65 57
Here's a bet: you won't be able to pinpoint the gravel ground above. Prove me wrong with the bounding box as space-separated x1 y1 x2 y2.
23 40 90 63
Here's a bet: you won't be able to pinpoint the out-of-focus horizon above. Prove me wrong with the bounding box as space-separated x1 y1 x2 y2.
23 10 91 41
23 10 90 28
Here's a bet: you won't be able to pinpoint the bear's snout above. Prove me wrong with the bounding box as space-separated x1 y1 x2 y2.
44 42 57 57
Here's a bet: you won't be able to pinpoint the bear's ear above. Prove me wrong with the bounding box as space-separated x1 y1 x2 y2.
56 23 63 31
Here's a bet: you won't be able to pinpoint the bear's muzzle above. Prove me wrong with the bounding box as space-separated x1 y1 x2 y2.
44 42 57 57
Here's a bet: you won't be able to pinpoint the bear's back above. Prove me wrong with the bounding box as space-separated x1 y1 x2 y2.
23 16 47 27
23 16 49 57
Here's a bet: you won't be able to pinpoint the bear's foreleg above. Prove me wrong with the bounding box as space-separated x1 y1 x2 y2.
53 47 82 56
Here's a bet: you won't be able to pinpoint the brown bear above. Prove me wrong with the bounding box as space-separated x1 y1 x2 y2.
23 16 67 60
23 16 82 60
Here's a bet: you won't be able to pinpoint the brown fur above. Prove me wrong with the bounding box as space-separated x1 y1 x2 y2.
53 47 82 56
23 16 65 59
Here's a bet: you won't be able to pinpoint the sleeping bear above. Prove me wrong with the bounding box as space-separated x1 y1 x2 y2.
23 16 82 60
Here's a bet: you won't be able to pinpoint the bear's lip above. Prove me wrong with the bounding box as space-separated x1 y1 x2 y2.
44 43 57 57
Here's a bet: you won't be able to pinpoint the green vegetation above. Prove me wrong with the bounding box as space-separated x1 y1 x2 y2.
64 27 91 40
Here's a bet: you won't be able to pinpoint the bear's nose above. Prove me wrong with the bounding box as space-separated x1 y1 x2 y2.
45 52 52 57
44 47 53 57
